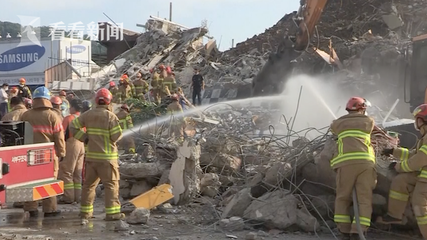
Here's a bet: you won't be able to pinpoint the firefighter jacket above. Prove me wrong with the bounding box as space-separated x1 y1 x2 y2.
118 84 132 102
129 83 136 97
393 125 427 182
116 109 133 130
133 79 149 97
109 86 120 103
163 75 177 93
330 113 375 169
52 108 63 121
167 101 184 125
18 85 32 99
20 98 66 158
160 70 168 79
70 105 123 162
1 104 27 121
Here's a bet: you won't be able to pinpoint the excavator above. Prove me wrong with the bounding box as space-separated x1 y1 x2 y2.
251 0 427 114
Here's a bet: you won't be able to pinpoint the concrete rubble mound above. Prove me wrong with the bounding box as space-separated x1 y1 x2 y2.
99 0 427 236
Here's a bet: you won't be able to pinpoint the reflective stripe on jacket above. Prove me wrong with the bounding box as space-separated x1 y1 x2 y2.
330 113 375 169
116 109 134 130
330 130 375 167
394 130 427 182
70 105 122 162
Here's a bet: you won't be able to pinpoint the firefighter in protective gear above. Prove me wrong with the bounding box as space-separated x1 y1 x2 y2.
133 71 149 101
150 67 161 104
376 104 427 239
163 68 177 94
51 96 64 120
108 81 120 103
70 88 124 221
158 65 168 99
118 78 132 103
17 78 32 99
330 97 376 240
58 99 85 204
2 97 27 121
116 104 136 154
122 74 136 97
20 86 65 218
82 100 92 113
167 94 185 142
24 98 32 109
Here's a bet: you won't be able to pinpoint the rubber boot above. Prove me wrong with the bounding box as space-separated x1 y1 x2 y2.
44 210 61 217
28 210 38 218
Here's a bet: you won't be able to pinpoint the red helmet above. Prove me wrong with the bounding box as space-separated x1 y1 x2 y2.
59 90 66 96
158 64 165 70
149 68 154 73
24 98 32 107
109 81 116 87
10 87 18 93
19 78 26 84
166 66 172 73
95 88 112 105
345 97 370 111
122 74 128 79
121 104 130 112
413 104 427 121
170 94 179 101
50 96 63 105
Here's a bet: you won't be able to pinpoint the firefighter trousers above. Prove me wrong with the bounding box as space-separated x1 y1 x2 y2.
119 136 135 153
152 89 161 104
334 163 377 234
23 157 59 213
387 172 427 239
58 138 85 203
169 123 184 140
80 161 121 220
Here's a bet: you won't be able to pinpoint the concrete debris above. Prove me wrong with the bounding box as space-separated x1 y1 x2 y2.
218 217 245 231
126 207 150 225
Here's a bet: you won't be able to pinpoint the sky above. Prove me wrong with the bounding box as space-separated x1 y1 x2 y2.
0 0 300 51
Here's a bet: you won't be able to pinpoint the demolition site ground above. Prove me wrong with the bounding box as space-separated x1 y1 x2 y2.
0 203 407 240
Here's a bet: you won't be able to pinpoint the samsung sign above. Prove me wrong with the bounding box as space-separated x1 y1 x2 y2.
66 45 86 54
0 45 45 72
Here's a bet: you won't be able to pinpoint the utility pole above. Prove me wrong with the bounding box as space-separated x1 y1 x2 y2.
232 39 234 48
169 2 173 21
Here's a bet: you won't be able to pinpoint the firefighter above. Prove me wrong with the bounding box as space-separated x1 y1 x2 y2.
1 97 27 121
116 104 135 154
17 78 32 99
133 71 149 101
118 78 132 103
82 100 92 113
20 86 65 218
150 68 161 104
58 99 85 204
108 81 120 103
24 98 33 109
376 103 427 238
163 67 177 94
70 88 124 222
51 96 64 120
330 97 376 240
158 65 167 99
122 74 136 98
8 87 18 112
167 94 185 142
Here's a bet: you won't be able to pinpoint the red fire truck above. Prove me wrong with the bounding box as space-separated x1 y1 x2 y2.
0 121 63 206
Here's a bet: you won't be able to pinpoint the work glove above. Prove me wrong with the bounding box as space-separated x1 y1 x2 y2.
388 162 397 170
84 138 89 145
381 148 394 157
129 148 135 154
59 157 64 162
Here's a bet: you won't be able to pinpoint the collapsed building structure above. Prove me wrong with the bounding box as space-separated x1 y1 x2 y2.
86 0 427 236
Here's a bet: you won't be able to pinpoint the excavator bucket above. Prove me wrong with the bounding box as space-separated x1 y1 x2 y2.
128 184 174 210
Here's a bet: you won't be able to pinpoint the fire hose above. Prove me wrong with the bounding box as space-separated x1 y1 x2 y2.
353 188 367 240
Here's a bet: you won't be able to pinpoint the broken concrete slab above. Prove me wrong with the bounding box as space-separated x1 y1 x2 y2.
126 207 150 225
243 190 298 230
221 188 253 219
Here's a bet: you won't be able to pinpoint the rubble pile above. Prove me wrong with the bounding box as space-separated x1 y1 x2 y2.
115 105 406 232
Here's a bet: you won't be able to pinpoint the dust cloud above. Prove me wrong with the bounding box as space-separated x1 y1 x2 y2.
276 74 356 137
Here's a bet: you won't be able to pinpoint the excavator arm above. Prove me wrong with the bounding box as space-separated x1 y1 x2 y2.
251 0 328 96
295 0 329 51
